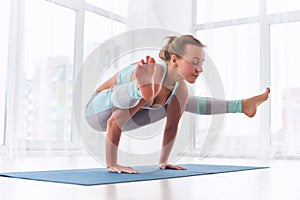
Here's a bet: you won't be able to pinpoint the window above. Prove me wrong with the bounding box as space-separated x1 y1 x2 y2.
197 24 260 99
196 24 261 155
86 0 112 11
270 21 300 153
267 0 300 14
22 0 75 141
196 0 259 24
195 0 300 157
86 0 128 17
0 1 11 146
1 0 128 154
84 11 126 60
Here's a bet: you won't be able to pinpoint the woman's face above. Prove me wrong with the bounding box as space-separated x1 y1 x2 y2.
176 44 205 83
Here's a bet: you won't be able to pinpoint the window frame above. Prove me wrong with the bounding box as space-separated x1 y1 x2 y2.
0 1 11 150
2 0 127 154
192 0 300 157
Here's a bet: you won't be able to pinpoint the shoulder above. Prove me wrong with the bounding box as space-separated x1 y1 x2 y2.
166 80 188 113
176 80 188 95
169 80 188 105
176 81 189 102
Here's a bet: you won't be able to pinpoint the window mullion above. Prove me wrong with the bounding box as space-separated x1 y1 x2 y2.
195 16 260 30
71 7 85 146
85 3 126 23
6 0 26 155
267 10 300 25
44 0 83 11
259 0 271 159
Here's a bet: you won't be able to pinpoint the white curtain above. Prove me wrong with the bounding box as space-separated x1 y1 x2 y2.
1 0 127 156
2 0 300 160
0 1 11 147
195 0 300 158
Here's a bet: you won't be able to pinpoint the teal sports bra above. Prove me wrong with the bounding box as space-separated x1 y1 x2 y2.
116 61 179 110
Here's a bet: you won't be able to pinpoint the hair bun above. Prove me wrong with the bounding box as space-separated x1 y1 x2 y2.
159 36 177 62
159 35 205 62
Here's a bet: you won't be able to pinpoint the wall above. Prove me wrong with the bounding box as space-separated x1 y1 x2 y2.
127 0 193 33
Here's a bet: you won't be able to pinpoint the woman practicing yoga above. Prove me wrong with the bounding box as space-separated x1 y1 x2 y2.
85 35 270 174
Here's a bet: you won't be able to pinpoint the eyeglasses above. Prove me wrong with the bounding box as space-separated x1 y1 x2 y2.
190 59 204 69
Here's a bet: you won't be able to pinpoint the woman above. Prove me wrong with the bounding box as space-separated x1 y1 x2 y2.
85 35 270 174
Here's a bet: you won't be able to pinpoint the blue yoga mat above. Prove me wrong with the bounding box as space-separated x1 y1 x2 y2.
0 164 268 186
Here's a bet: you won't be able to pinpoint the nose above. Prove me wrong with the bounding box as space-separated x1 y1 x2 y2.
195 65 203 73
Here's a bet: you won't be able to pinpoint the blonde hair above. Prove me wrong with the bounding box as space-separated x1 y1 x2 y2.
159 35 205 62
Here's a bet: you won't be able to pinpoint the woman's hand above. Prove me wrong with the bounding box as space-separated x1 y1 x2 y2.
108 164 139 174
159 163 187 170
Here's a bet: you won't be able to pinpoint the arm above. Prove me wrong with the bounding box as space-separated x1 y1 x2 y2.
96 73 117 92
159 81 188 170
106 99 149 174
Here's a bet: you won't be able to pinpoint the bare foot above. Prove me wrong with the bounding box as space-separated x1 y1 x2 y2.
242 88 270 117
135 57 156 100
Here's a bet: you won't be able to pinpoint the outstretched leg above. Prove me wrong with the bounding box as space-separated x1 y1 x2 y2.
185 96 241 114
185 88 270 117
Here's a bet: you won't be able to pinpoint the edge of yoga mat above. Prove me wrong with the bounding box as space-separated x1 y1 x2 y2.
0 164 269 186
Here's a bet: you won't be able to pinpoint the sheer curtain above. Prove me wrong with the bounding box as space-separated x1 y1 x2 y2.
194 0 300 158
84 0 127 60
0 1 11 147
270 21 300 157
2 0 300 159
2 0 127 156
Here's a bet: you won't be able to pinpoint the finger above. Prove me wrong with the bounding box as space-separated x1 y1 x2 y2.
114 167 122 173
170 165 186 170
165 165 175 169
177 166 186 170
129 168 139 173
114 167 123 174
108 167 120 173
165 165 185 170
123 168 139 174
130 168 139 173
108 168 114 173
159 164 166 170
141 59 145 64
129 170 139 174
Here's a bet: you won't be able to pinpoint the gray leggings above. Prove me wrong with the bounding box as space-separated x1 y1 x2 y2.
85 81 242 132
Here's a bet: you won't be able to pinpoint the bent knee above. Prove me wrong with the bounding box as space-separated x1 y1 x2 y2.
107 116 121 129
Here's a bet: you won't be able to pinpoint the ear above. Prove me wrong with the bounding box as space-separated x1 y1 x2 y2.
170 55 178 66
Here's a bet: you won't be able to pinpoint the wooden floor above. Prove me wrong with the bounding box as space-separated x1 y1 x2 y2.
0 156 300 200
